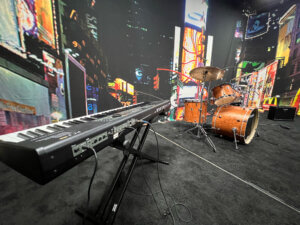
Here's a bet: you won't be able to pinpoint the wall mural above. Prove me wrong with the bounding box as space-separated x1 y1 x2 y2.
0 0 299 135
241 2 300 111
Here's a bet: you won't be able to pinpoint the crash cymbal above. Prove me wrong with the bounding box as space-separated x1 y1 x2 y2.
189 66 225 82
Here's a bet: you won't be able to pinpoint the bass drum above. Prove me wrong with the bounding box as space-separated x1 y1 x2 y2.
184 99 207 124
212 105 259 144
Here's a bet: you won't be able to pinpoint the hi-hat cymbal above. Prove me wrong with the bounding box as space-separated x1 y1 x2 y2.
190 66 225 82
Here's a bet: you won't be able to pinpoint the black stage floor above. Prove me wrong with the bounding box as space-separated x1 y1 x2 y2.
0 113 299 225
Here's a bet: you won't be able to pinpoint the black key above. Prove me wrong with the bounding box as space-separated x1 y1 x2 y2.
81 117 96 121
67 121 80 125
92 114 107 118
53 124 66 129
47 126 60 131
35 129 49 135
27 131 41 137
112 114 122 117
63 122 74 126
71 120 85 124
17 133 32 140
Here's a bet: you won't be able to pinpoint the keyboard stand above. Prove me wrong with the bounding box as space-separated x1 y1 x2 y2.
75 122 169 225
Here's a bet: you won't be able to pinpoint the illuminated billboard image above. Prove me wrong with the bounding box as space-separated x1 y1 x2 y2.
17 0 38 37
275 5 296 66
185 0 208 30
43 51 67 121
0 0 25 56
181 27 206 83
245 12 270 39
262 61 278 103
35 0 55 48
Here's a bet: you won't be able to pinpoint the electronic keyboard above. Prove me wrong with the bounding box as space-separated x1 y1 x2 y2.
0 100 170 184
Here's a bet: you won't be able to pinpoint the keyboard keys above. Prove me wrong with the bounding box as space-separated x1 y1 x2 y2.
47 126 61 131
53 124 66 129
81 117 96 121
17 133 32 140
35 129 49 135
63 122 74 126
27 131 41 137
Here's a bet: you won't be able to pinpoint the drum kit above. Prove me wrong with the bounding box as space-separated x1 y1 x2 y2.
183 66 259 151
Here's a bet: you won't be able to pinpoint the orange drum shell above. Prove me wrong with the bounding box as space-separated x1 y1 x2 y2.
184 101 207 123
212 84 236 106
212 105 257 144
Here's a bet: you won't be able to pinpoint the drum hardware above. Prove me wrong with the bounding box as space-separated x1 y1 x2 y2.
232 128 239 150
183 67 224 153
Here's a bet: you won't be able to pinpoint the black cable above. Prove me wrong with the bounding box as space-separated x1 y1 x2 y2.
124 127 165 216
168 192 193 223
126 124 193 224
82 146 98 225
141 120 176 225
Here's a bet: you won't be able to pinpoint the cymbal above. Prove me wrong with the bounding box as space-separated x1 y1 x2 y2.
189 66 225 82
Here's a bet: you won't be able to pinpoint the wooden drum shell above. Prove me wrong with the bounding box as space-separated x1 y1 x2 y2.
212 105 259 144
184 100 207 124
212 84 236 106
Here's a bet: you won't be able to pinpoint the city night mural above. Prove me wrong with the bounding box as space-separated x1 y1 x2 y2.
0 0 300 135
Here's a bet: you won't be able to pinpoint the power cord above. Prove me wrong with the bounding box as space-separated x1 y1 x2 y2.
140 163 193 224
124 127 164 217
140 120 176 225
82 146 98 225
125 124 193 224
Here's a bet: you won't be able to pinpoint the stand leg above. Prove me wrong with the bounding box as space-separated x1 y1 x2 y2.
232 128 239 150
179 79 218 152
199 126 217 152
76 123 167 225
256 129 260 137
137 152 169 165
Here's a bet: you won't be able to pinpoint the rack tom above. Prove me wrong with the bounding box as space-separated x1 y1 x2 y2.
212 83 237 106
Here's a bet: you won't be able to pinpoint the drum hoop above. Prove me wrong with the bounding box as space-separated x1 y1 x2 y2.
213 105 223 129
212 83 233 90
214 95 236 106
240 108 250 138
184 99 208 103
215 94 236 99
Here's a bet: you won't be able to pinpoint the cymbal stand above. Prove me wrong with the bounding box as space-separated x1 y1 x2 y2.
185 79 217 152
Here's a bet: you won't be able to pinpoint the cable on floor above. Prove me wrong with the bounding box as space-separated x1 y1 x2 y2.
125 125 193 224
82 146 98 225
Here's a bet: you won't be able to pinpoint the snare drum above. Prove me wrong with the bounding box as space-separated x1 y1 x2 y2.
184 99 207 123
212 105 259 144
212 83 237 106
